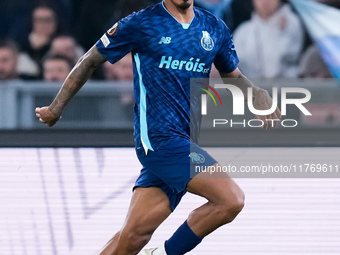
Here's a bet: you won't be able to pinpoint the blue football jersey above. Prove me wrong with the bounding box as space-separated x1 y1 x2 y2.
96 2 239 153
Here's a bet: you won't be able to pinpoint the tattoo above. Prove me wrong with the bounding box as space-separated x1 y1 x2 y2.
49 46 106 116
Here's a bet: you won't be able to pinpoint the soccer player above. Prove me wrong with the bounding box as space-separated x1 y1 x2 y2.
35 0 281 254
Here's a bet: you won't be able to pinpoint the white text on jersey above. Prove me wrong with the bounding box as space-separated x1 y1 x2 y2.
159 56 210 73
159 37 172 44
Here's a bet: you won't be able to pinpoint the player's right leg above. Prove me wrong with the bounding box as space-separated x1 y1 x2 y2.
98 186 172 255
142 165 244 255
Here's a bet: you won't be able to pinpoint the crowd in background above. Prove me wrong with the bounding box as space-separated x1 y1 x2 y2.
0 0 338 83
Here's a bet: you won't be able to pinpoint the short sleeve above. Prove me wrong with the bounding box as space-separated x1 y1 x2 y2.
96 12 142 64
213 19 239 74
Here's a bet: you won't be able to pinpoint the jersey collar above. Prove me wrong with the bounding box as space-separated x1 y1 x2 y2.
161 1 195 29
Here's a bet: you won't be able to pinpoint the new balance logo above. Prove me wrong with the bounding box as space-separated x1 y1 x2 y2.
159 37 172 44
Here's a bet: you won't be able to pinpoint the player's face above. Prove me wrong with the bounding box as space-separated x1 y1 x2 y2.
0 48 17 81
168 0 193 10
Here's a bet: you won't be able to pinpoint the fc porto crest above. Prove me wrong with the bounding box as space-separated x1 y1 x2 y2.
189 152 205 164
201 31 214 51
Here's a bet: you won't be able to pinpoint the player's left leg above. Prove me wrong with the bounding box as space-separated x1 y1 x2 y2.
145 164 244 255
138 141 244 255
185 167 244 237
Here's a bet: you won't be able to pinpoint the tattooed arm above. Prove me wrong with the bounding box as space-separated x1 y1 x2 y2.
35 46 106 127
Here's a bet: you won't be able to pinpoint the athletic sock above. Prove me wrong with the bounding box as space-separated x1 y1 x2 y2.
164 220 203 255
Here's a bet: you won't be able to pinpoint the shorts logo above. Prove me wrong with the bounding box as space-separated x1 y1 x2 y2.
107 22 118 36
201 31 214 51
189 152 205 164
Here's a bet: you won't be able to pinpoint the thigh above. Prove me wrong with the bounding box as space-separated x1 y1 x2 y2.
136 139 217 195
186 164 243 204
121 187 172 235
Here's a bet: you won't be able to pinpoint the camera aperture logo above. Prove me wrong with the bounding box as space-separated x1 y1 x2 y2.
200 83 312 128
199 83 223 107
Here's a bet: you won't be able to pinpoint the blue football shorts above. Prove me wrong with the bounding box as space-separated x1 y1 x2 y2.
134 137 217 211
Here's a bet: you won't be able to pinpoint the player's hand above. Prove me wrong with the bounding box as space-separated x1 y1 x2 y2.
35 107 61 127
253 89 281 129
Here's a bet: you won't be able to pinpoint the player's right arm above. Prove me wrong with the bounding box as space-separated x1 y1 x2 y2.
35 46 106 127
214 18 280 129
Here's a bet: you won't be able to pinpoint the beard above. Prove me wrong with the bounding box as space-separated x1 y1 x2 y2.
174 0 192 10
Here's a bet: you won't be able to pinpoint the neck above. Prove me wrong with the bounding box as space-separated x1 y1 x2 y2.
163 0 194 24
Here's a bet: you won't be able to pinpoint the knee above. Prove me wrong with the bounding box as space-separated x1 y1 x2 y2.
216 188 245 225
229 188 245 220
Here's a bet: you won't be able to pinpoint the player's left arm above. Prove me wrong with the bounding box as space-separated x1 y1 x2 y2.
219 68 281 129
